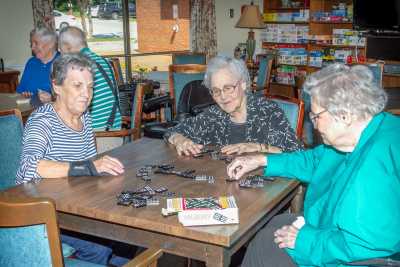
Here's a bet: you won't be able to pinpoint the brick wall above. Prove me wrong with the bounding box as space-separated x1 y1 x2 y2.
136 0 190 53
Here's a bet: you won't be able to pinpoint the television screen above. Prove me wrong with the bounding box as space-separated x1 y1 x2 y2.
353 0 400 31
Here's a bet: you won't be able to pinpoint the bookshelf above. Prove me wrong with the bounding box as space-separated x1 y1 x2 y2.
262 0 370 96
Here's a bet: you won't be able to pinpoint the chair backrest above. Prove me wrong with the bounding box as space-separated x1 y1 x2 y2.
168 64 206 114
130 83 147 139
0 195 64 267
172 53 206 65
109 57 124 86
177 80 215 115
0 109 23 191
255 54 273 93
365 62 383 88
266 95 305 138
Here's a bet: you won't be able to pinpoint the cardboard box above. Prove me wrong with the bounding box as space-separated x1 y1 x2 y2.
166 196 239 226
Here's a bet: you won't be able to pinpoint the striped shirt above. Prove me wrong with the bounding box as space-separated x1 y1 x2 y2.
80 47 122 130
16 103 97 184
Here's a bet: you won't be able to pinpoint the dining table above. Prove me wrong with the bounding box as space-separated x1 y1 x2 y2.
1 138 300 267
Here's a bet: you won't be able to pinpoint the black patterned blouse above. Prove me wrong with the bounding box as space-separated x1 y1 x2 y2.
166 93 304 152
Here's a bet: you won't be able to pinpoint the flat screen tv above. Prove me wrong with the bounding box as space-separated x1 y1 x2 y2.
353 0 400 32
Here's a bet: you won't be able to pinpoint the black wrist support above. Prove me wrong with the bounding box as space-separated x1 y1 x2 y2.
68 160 99 177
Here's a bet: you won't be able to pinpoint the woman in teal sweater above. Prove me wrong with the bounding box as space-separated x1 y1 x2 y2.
227 64 400 267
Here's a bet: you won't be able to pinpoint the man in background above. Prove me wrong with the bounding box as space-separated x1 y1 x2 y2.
58 26 122 153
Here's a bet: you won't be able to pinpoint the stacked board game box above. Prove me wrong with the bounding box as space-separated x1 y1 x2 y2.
166 196 239 226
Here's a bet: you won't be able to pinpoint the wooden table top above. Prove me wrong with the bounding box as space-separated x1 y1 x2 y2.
0 93 34 119
2 138 299 247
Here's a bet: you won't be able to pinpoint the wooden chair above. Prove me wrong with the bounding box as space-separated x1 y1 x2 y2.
265 94 305 139
388 108 400 115
365 61 384 88
0 195 163 267
168 64 207 116
252 54 273 94
95 83 147 143
171 52 206 65
265 95 305 213
109 57 125 86
0 109 23 191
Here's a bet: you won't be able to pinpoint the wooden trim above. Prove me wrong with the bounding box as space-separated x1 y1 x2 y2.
133 83 145 140
0 195 64 267
265 94 305 139
103 50 191 58
124 248 163 267
109 57 124 86
0 109 23 124
95 83 147 141
171 52 206 64
95 128 137 138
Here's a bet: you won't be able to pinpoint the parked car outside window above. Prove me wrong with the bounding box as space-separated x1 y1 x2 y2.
98 2 136 20
53 10 79 29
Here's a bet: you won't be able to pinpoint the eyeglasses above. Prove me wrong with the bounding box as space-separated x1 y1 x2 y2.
309 109 328 123
209 80 240 97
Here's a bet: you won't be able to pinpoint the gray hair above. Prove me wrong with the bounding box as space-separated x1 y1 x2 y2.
31 27 57 50
52 54 95 87
203 56 250 90
58 26 87 50
304 63 387 120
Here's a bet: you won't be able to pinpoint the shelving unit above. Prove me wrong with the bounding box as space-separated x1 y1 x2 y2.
262 0 371 96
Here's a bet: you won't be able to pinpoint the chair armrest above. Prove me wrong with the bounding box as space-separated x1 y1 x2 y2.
123 248 163 267
95 129 137 138
142 95 172 113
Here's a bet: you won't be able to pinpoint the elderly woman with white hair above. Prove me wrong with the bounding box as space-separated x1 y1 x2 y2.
227 64 400 267
17 27 59 103
165 55 303 156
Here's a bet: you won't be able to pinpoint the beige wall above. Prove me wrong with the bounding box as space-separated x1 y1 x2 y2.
0 0 33 72
215 0 264 57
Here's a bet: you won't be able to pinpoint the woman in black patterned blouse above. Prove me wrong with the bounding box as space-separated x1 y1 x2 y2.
166 56 303 156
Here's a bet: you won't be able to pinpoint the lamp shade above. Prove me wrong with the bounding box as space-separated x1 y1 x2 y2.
235 4 265 29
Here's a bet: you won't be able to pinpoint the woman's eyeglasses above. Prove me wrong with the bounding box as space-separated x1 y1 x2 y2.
209 80 240 97
309 109 328 123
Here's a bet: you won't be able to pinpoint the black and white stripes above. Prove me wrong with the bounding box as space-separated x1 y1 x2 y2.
16 103 97 184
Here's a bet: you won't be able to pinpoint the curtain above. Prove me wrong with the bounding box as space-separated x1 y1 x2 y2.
190 0 217 59
31 0 55 30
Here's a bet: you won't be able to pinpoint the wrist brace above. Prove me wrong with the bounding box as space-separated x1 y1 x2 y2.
68 160 99 177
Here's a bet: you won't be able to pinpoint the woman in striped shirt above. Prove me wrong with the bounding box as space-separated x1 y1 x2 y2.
15 54 126 265
16 53 124 184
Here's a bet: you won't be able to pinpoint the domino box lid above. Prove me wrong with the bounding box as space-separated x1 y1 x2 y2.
166 196 239 226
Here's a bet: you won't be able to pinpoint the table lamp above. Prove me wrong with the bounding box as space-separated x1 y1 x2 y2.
235 2 266 65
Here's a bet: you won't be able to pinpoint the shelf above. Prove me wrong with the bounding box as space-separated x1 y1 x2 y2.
308 43 365 49
277 63 308 67
384 73 400 77
266 7 306 11
270 81 296 87
264 21 309 24
263 42 308 47
309 20 353 25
